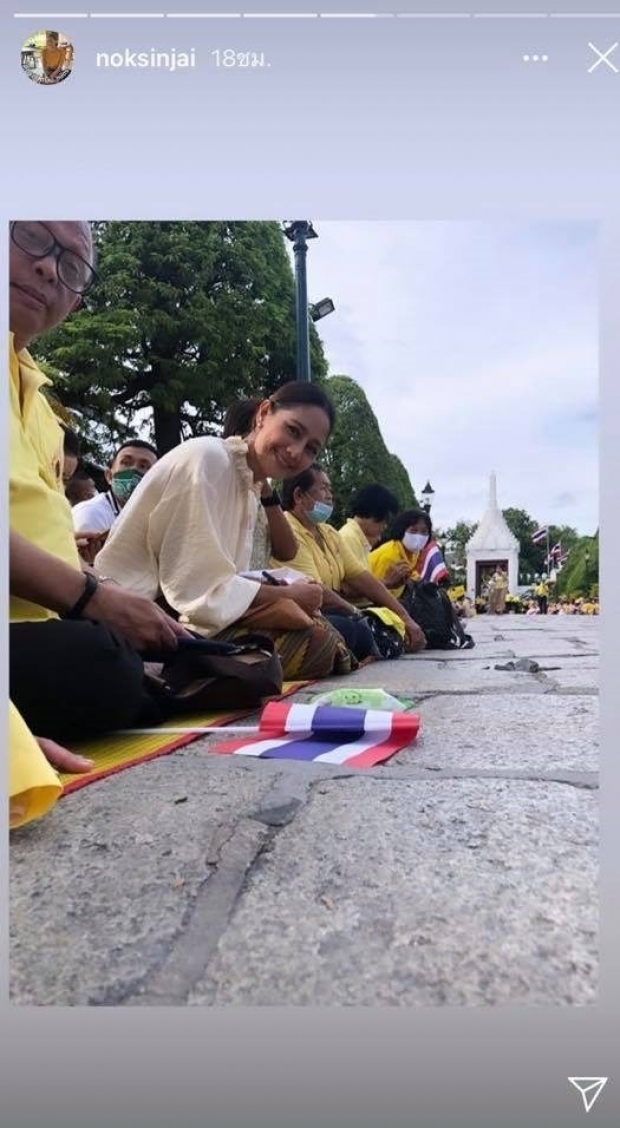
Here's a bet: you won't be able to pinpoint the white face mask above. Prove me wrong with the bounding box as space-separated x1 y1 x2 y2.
403 532 428 552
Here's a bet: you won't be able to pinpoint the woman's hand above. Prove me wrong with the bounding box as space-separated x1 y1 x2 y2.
382 561 411 587
286 580 323 616
401 615 426 652
75 530 109 566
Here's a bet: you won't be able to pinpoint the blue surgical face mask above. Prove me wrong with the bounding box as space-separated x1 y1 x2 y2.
308 501 333 524
112 468 144 505
403 531 428 552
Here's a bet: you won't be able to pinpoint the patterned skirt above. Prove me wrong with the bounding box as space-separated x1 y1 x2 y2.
213 614 356 681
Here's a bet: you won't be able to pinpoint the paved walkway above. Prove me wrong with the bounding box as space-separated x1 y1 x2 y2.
10 614 598 1005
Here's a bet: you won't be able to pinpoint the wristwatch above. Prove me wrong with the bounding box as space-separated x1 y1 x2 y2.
261 489 282 509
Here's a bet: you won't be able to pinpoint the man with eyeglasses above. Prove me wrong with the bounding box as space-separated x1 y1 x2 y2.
9 220 189 802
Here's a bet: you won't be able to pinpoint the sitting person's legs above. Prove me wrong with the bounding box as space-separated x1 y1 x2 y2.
10 619 159 743
214 615 356 680
322 613 378 662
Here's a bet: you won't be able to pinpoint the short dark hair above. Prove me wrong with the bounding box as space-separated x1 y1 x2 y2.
348 483 399 522
281 463 323 511
61 425 80 458
111 438 158 464
387 508 432 542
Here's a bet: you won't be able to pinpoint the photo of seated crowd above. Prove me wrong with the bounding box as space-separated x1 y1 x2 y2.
8 219 598 831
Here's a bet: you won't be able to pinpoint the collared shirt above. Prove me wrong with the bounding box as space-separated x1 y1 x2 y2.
9 334 81 622
271 513 366 591
72 489 120 534
338 517 372 572
368 539 419 598
96 436 262 634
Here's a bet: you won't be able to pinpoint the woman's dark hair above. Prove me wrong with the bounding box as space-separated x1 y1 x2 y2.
348 483 399 522
269 381 335 434
386 508 432 543
222 400 259 439
281 463 322 512
223 382 335 443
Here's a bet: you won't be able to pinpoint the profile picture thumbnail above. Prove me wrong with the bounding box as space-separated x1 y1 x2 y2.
21 30 74 85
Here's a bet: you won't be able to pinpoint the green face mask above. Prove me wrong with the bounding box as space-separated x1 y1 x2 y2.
112 468 143 505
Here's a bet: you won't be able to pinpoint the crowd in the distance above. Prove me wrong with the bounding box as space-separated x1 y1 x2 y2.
9 219 453 831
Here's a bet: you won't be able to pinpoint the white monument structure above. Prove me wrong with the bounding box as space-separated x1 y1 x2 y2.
466 474 520 597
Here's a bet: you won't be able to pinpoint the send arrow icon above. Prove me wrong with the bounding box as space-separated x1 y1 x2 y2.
568 1077 609 1113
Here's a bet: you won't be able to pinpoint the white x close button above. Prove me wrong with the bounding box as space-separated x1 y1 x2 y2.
587 42 619 74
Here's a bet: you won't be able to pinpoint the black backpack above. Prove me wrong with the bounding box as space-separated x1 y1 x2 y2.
361 609 405 659
403 582 475 651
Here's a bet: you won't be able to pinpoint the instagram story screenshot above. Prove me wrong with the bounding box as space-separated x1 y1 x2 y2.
1 2 618 1127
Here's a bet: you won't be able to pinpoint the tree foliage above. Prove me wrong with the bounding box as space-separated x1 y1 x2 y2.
555 535 599 597
321 375 417 526
437 521 479 570
32 221 328 457
500 508 580 579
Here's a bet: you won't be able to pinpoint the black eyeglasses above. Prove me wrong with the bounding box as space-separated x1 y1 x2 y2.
10 221 97 295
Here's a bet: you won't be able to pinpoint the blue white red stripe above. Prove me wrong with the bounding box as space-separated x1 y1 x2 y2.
210 701 420 768
418 542 449 585
532 526 548 544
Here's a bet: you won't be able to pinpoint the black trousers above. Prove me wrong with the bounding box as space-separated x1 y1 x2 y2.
537 596 548 615
10 619 161 743
323 613 378 661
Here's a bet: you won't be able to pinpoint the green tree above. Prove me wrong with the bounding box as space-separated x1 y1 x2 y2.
555 535 599 597
33 221 328 456
321 375 417 526
437 520 479 571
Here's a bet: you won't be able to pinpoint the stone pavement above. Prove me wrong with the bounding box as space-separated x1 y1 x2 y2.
10 614 598 1006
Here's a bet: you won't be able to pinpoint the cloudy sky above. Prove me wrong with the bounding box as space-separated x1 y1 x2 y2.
300 222 598 536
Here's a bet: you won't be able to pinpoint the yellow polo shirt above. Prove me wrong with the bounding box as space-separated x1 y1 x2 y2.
9 702 62 829
10 334 80 622
338 517 373 572
271 513 366 591
368 539 419 598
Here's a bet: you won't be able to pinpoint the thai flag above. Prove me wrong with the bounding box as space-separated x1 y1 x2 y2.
532 526 548 544
418 542 450 585
559 551 569 565
210 701 420 768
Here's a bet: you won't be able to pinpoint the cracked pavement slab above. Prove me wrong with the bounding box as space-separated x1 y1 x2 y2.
10 615 599 1006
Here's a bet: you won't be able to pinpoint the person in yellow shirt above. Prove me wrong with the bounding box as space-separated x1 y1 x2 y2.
41 32 67 80
9 701 94 830
272 466 425 655
9 219 189 755
339 483 399 567
369 509 446 596
534 579 549 615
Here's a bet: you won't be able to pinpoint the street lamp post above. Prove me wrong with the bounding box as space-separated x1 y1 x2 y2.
283 220 318 382
310 297 335 323
420 481 435 514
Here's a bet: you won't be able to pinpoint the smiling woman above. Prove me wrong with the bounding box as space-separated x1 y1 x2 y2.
95 382 354 679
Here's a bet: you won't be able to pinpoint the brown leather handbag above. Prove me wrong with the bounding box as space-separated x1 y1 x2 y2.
146 633 283 714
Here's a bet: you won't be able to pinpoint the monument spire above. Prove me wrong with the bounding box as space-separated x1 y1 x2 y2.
489 472 498 512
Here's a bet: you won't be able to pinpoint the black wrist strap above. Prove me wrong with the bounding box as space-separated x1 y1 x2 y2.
261 489 282 509
64 572 99 619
